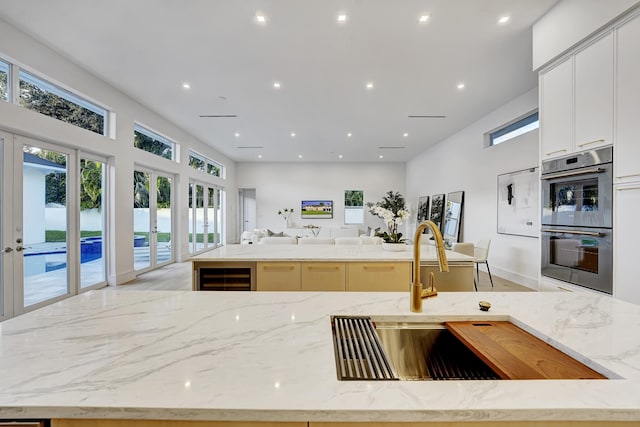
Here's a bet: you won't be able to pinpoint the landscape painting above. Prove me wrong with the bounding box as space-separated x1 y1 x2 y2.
301 200 333 219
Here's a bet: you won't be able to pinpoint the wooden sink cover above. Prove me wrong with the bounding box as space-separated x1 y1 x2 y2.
445 321 607 380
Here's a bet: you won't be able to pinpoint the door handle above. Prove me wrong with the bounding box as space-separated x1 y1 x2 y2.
1 247 13 253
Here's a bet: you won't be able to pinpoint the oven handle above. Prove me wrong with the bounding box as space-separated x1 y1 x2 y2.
541 228 605 237
540 167 605 180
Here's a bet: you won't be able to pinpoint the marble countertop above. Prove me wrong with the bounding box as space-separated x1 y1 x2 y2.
191 243 474 263
1 290 639 422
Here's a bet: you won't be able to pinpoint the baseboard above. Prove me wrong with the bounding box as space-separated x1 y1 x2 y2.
480 265 539 290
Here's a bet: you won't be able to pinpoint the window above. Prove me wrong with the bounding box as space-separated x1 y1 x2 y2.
0 59 8 102
18 70 106 135
134 124 175 160
188 150 224 178
489 112 539 146
344 190 364 224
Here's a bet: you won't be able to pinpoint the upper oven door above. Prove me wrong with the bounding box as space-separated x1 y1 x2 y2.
541 162 612 228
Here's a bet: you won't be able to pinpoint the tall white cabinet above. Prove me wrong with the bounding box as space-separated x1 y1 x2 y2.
539 8 640 305
613 12 640 305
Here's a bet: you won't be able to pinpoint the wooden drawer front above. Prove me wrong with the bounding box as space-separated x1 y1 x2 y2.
301 262 346 291
347 262 411 292
256 262 301 291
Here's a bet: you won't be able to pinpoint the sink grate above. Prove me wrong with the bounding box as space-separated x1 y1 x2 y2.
331 315 398 380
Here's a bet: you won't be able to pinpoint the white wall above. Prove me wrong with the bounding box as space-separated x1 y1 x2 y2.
406 89 540 289
533 0 640 70
235 162 407 238
0 19 236 284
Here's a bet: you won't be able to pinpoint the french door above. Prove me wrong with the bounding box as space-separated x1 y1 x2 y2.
189 181 223 254
2 132 107 319
133 167 174 272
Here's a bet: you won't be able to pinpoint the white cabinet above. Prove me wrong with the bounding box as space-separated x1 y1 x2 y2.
613 184 640 305
540 57 573 160
615 12 640 184
539 31 614 160
574 32 613 151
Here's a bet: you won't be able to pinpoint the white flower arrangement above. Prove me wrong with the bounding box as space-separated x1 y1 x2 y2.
367 191 410 243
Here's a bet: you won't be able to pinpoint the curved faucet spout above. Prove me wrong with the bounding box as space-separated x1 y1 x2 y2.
411 220 449 313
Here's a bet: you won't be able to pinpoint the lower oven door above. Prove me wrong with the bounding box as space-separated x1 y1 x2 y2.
541 226 612 294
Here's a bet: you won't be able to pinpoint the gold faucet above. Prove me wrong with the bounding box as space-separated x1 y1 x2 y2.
411 220 449 312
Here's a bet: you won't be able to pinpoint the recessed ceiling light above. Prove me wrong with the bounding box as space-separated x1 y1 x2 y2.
498 16 510 24
418 15 429 23
273 81 281 89
182 83 191 89
298 154 303 159
255 14 267 24
339 154 343 159
337 14 347 23
234 132 240 137
457 83 465 90
403 132 409 137
366 82 374 90
347 132 352 137
290 132 296 137
379 155 384 159
258 155 262 159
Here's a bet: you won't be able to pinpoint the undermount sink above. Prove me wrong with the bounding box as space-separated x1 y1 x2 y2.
331 315 498 381
331 315 608 381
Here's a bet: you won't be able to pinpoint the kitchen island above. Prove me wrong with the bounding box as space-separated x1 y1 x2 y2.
191 244 475 292
0 290 639 425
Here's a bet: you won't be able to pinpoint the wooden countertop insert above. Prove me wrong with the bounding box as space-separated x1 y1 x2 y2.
445 321 607 380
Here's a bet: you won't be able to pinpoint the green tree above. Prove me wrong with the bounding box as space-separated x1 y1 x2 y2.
134 130 172 160
133 171 149 208
80 160 102 209
345 190 364 207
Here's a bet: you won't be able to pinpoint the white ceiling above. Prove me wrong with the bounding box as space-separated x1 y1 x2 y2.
0 0 558 163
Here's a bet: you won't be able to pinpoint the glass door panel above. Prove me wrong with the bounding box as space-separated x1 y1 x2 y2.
195 184 205 252
133 170 151 271
22 144 69 307
156 174 172 265
188 183 194 254
206 187 215 248
80 158 106 288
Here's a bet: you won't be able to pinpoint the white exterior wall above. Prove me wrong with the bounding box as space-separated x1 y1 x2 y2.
235 162 406 237
0 18 236 284
406 89 540 289
23 168 46 244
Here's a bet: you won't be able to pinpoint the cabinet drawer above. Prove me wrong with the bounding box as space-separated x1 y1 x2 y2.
346 262 411 292
301 262 346 291
256 262 301 291
420 263 474 292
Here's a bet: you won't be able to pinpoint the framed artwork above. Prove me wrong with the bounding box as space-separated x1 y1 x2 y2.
443 191 464 243
301 200 333 219
429 193 445 232
416 196 430 223
497 167 539 238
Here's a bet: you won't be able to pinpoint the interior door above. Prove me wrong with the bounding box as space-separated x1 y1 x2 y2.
190 180 222 254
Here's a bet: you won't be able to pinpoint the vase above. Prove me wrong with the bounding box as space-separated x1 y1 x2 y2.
382 242 406 252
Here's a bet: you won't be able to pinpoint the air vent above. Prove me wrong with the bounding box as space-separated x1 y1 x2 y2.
237 146 264 149
199 114 238 118
378 146 405 149
331 315 398 380
408 115 446 118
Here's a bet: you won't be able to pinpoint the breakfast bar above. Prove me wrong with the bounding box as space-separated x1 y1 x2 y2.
191 244 475 292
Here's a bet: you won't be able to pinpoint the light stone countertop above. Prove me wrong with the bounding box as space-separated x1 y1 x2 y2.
191 243 474 263
0 290 639 422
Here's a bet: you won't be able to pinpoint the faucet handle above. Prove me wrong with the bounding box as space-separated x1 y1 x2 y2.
421 272 438 298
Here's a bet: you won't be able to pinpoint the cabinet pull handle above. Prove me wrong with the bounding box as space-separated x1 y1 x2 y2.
363 265 395 271
263 266 295 271
616 173 640 179
577 138 605 147
616 185 640 191
544 148 567 156
541 167 604 180
308 266 340 271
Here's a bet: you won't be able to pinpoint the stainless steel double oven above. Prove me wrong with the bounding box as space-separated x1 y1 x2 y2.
540 146 613 294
